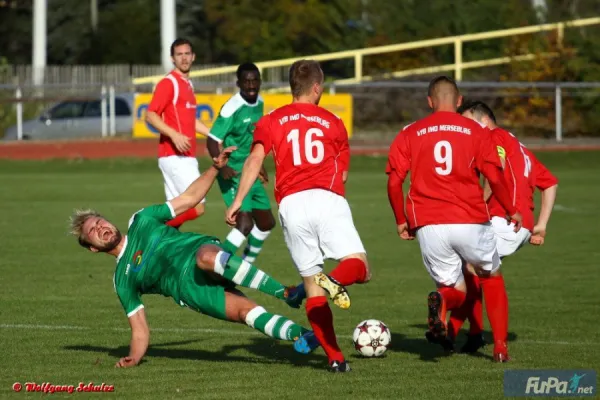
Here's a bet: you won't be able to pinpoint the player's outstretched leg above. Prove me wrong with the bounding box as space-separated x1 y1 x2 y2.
224 289 320 354
303 275 350 372
301 254 369 310
196 244 290 301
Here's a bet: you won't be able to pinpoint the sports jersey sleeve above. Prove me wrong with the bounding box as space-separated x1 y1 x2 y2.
133 203 176 223
385 131 411 179
252 115 273 154
208 107 235 143
386 132 411 225
148 79 174 115
476 132 517 216
531 154 559 190
336 118 350 172
116 284 144 317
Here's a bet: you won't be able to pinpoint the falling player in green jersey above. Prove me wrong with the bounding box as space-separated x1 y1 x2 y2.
207 62 276 263
69 147 319 368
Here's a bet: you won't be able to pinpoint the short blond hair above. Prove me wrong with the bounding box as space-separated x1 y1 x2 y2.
69 209 103 248
289 59 324 98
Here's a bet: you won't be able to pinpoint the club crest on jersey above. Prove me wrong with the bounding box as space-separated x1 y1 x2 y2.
131 250 143 272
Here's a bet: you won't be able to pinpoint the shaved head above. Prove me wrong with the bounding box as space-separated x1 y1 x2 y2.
427 76 462 111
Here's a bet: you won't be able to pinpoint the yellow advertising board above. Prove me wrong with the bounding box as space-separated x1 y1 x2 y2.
133 93 353 139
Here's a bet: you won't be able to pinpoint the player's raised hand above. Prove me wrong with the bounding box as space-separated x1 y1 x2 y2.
213 146 237 169
397 223 415 240
225 200 242 227
529 224 546 246
172 132 192 153
509 212 523 232
115 356 137 368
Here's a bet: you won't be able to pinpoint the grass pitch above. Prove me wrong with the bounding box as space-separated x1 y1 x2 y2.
0 152 598 399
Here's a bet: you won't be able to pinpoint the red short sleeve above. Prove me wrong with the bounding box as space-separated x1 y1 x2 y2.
148 79 174 115
252 114 272 154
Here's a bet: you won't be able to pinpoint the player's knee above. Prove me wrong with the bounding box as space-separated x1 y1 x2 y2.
236 214 254 236
342 253 371 283
255 215 275 231
195 245 220 271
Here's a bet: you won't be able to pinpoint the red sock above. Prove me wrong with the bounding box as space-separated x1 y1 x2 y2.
448 273 483 338
467 274 484 335
166 207 200 228
437 287 466 328
479 275 508 343
306 296 344 363
329 258 367 286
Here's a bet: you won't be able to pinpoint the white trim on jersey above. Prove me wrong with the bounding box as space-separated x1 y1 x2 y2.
219 93 263 118
165 74 184 134
115 236 129 263
165 201 176 218
165 74 179 105
207 133 223 143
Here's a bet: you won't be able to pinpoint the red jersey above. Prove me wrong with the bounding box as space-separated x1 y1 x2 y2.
252 103 350 204
386 111 514 228
148 71 197 158
486 128 535 230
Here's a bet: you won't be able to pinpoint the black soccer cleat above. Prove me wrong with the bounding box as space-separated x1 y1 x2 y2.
427 291 447 339
460 333 486 354
329 360 351 373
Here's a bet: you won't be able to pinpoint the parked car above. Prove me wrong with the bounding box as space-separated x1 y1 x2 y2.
3 92 135 141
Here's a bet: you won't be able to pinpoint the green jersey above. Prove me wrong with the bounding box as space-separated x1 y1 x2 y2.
208 93 264 171
113 203 219 317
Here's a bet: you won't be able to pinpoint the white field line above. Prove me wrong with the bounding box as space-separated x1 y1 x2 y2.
1 324 597 346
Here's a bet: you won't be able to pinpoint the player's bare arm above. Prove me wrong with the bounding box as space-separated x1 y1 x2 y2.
146 111 191 153
530 184 558 245
225 144 266 226
195 120 210 136
170 147 236 215
207 137 237 180
115 309 149 368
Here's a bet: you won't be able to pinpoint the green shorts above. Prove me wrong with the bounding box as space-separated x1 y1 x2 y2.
217 175 271 212
176 238 233 321
178 264 230 321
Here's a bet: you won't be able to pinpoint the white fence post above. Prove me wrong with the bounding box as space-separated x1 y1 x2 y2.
109 85 116 136
454 39 463 81
555 84 562 142
16 87 23 140
101 85 108 137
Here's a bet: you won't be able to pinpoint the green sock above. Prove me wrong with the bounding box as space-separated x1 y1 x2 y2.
214 252 286 300
242 226 271 263
245 306 308 341
222 228 246 256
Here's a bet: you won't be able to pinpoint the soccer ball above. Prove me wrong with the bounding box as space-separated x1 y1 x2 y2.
352 319 391 357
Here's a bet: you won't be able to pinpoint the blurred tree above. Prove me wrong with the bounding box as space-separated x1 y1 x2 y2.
84 0 159 64
204 0 368 64
0 0 32 64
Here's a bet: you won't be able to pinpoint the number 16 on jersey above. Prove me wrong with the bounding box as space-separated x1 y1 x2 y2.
287 128 325 166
